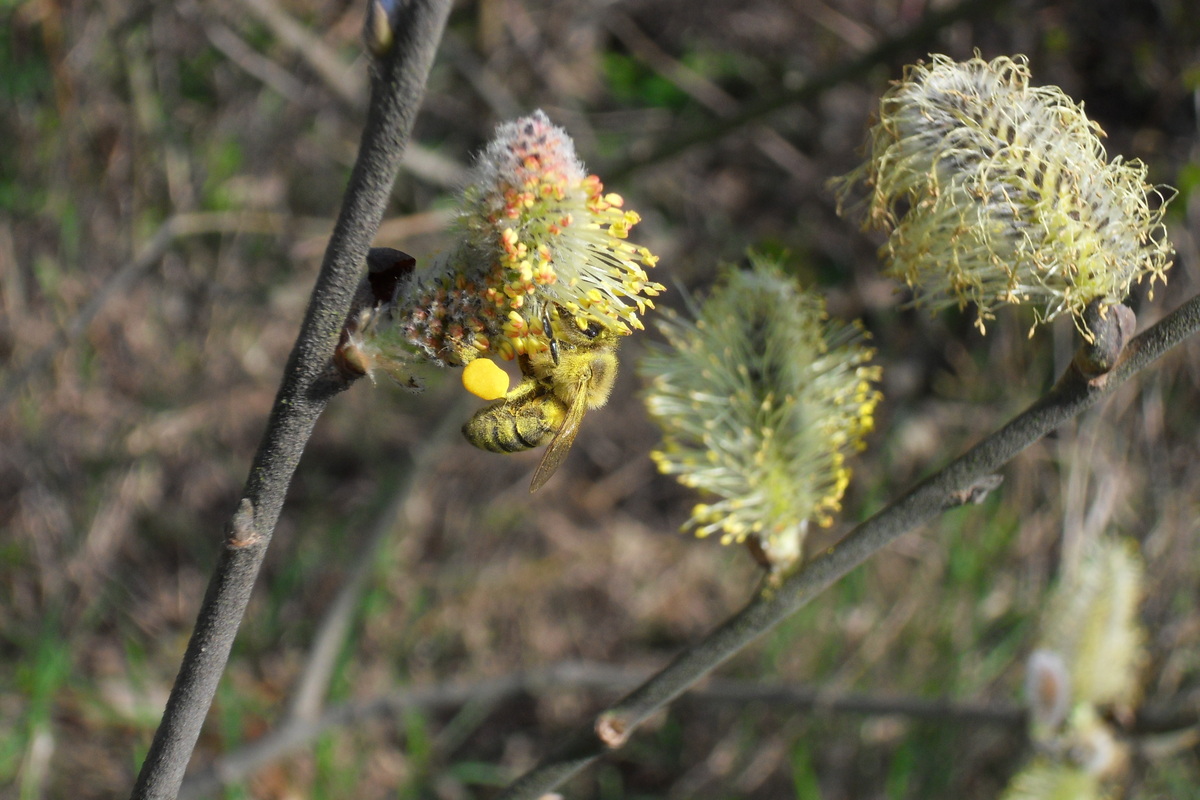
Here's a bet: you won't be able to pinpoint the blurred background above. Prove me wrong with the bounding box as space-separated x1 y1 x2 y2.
4 0 1200 797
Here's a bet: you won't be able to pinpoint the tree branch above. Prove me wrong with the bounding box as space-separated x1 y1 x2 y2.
128 3 453 797
179 660 1031 796
496 292 1200 799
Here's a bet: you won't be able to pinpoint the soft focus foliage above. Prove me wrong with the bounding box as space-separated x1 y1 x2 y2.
1000 761 1104 800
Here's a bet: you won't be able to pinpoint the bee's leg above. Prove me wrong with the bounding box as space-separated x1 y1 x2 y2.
501 375 541 404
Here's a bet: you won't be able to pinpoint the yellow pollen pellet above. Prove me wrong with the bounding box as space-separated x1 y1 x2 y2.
462 358 510 400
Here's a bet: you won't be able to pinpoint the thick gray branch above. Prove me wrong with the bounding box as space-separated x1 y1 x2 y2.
128 3 452 797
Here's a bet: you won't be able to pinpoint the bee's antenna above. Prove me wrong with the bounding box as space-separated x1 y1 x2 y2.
541 305 560 364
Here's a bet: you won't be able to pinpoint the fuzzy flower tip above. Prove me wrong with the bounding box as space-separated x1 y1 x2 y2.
832 53 1174 335
1038 538 1145 711
999 761 1102 800
1003 538 1144 797
393 110 663 367
639 255 882 572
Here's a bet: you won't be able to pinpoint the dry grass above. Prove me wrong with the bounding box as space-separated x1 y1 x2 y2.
4 0 1200 797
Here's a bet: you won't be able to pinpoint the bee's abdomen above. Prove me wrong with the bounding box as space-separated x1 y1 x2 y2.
463 402 560 453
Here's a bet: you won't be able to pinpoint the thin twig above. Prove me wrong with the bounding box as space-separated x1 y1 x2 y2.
177 660 1029 797
282 480 411 723
603 12 812 181
0 211 288 410
200 15 313 106
219 0 467 190
128 4 453 798
602 0 1008 182
439 29 522 120
231 0 366 110
495 293 1200 799
180 662 641 798
603 12 737 116
180 651 1200 797
284 397 469 723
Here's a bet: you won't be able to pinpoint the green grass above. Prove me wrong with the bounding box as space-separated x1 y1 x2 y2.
9 615 72 800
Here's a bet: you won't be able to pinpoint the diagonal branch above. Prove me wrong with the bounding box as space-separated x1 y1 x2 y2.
495 292 1200 799
128 3 453 798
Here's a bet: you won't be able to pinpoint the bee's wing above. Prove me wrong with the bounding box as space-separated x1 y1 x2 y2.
529 380 590 493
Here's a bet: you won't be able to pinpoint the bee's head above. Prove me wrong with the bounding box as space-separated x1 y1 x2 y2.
546 306 609 346
578 319 604 340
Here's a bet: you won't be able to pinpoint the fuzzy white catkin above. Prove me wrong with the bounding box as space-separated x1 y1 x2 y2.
834 54 1173 334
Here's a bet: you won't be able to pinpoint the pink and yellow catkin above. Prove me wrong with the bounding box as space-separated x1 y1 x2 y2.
834 54 1173 334
394 110 663 368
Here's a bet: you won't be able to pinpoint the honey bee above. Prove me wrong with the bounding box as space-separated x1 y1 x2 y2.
462 308 621 492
